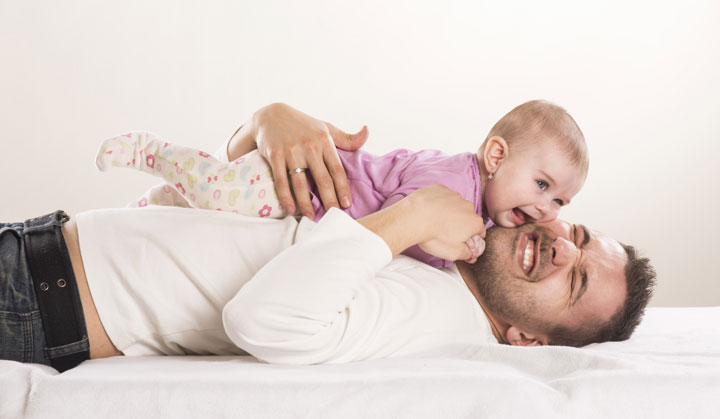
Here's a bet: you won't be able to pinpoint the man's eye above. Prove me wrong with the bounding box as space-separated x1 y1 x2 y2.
572 225 577 244
536 180 548 190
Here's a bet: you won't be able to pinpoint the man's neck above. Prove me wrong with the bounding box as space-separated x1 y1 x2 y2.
455 261 508 344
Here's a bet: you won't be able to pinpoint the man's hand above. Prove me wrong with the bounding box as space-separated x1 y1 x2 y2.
242 103 368 219
358 185 486 262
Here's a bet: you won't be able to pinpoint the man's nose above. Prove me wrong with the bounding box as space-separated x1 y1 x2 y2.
552 237 579 267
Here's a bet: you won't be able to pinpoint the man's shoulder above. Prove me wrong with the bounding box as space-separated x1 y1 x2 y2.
383 255 463 279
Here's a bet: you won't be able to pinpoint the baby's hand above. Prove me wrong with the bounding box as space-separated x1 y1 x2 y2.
464 234 486 264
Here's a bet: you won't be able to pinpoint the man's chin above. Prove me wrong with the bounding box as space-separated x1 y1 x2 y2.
470 223 543 323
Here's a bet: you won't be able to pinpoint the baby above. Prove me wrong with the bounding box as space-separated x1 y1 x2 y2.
96 100 588 268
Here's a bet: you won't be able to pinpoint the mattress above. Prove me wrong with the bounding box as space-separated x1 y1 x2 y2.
1 307 719 419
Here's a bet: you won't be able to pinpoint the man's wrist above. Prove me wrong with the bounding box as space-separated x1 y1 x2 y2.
357 197 421 256
227 117 258 161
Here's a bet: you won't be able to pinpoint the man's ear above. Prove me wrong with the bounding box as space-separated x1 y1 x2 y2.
505 326 547 347
483 136 508 175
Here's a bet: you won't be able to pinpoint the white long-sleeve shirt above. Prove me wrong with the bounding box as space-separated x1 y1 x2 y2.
77 207 496 363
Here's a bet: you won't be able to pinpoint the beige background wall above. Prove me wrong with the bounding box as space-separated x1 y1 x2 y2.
1 0 718 306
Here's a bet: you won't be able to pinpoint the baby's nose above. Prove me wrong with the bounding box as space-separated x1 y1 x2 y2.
552 237 579 267
536 204 559 222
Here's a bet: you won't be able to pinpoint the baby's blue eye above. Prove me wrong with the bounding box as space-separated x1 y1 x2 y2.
553 198 564 206
536 180 549 190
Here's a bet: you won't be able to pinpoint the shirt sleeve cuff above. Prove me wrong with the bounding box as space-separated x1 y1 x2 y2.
314 208 393 272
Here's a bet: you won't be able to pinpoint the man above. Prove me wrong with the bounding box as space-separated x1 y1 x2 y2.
221 186 656 363
0 104 655 371
221 103 655 356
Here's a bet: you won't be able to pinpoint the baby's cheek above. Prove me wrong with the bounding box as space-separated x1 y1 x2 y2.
539 214 558 223
483 201 500 222
540 207 561 223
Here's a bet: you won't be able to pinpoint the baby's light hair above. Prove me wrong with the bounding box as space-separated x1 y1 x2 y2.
485 100 589 176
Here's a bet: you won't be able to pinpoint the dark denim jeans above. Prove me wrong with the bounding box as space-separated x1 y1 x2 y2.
1 212 89 368
0 219 51 366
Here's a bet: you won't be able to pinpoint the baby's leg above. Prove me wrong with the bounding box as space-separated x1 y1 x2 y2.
127 183 190 208
96 131 201 175
97 132 287 218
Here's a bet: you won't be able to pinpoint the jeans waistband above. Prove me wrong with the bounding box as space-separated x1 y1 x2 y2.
23 210 90 372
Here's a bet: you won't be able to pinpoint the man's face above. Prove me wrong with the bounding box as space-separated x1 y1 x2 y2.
471 219 628 340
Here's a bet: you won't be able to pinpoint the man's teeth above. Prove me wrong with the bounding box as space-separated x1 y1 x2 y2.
523 240 534 272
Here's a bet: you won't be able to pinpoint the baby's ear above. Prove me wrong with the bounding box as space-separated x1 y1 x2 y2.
483 136 508 175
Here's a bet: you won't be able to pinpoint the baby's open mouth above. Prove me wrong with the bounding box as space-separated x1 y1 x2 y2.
512 208 529 225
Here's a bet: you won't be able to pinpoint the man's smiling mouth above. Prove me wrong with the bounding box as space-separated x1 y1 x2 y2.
522 233 538 275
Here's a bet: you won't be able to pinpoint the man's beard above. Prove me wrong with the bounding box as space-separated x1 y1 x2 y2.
469 225 553 328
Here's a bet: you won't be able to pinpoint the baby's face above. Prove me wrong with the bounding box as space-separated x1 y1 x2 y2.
483 143 585 228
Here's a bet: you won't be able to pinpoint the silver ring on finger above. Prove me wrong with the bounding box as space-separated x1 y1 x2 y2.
288 167 308 176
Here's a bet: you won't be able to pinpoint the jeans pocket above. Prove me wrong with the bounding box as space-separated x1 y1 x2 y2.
0 310 46 364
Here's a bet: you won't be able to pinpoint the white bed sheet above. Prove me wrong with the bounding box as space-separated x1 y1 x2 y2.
2 307 719 419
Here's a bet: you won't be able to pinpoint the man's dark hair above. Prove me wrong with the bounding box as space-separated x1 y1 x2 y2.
547 242 657 347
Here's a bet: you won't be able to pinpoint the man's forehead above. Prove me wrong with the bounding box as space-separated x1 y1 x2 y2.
587 230 627 268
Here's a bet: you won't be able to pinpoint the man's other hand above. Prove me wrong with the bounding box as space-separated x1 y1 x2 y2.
252 103 368 219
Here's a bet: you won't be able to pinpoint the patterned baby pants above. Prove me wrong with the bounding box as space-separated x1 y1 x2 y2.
96 132 287 218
